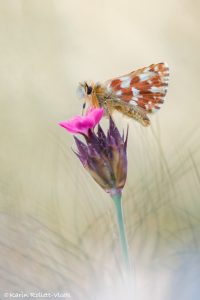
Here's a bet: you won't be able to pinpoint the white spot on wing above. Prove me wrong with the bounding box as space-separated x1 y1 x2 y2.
130 100 137 106
115 90 122 96
106 83 112 93
132 87 140 96
139 73 151 81
154 66 159 72
120 76 131 88
163 78 169 83
150 86 161 93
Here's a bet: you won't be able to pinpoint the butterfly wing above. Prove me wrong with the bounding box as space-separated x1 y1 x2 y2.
105 62 169 113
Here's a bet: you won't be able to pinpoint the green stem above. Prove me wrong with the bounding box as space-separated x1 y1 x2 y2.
111 191 130 273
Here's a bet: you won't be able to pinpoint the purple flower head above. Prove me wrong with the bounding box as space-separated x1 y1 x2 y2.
89 118 128 195
58 107 104 135
59 108 128 196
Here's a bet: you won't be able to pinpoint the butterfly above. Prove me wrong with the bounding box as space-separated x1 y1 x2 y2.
77 62 169 126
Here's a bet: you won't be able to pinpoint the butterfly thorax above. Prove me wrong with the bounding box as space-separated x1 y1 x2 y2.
78 81 110 110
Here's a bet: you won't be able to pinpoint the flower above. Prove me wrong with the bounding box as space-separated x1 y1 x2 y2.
58 108 131 281
59 109 128 196
58 107 104 135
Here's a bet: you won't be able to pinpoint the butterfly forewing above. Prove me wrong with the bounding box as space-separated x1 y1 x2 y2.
106 62 169 113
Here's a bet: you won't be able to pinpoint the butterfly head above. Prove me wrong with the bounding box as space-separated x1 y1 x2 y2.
77 82 93 99
77 82 94 114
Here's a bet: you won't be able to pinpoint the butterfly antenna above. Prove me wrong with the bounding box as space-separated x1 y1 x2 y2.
82 102 86 116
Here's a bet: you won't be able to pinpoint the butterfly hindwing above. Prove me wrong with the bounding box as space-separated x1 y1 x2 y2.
106 62 169 113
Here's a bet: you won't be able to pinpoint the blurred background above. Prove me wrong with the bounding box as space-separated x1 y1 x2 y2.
0 0 200 299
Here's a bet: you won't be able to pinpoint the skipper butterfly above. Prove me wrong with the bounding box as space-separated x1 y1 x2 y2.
77 62 169 126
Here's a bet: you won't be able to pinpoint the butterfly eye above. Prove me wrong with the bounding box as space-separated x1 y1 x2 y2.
85 83 92 95
87 86 92 95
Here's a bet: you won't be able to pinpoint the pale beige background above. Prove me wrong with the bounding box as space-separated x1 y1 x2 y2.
0 1 200 299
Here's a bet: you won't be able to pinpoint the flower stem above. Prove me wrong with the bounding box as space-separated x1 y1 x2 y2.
111 191 135 299
111 191 130 274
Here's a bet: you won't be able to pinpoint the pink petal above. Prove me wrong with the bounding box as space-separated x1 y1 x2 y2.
58 121 80 134
86 108 104 125
59 108 104 135
91 108 104 125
